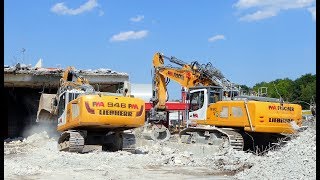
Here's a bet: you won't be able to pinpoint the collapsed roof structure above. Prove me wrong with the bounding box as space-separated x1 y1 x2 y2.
4 63 129 92
4 63 130 138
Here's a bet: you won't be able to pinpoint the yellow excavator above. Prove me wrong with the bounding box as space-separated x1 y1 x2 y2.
36 67 145 153
149 52 303 151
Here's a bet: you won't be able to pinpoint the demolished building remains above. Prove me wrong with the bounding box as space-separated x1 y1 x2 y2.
4 63 129 138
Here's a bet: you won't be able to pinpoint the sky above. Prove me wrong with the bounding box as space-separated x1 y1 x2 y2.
4 0 316 100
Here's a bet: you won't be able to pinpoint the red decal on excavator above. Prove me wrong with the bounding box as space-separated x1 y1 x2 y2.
186 72 191 79
136 105 144 116
85 101 95 114
128 104 139 109
92 102 105 107
269 105 276 110
168 71 173 76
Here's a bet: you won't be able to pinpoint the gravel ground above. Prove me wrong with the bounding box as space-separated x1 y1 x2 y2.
4 118 316 180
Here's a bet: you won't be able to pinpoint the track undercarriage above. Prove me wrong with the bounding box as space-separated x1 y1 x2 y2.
179 126 244 151
58 130 136 153
178 126 290 153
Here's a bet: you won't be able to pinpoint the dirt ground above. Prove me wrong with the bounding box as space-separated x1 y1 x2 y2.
4 118 316 180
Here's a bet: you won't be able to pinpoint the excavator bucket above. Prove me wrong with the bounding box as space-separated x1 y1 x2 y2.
36 93 57 122
141 124 171 142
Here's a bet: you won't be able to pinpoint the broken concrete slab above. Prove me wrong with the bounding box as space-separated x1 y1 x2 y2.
4 64 129 92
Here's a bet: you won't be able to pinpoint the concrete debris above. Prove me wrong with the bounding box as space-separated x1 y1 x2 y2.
15 63 32 70
4 118 316 179
4 64 62 75
233 118 316 180
4 63 127 76
4 137 24 143
4 62 129 90
76 68 127 75
4 132 53 155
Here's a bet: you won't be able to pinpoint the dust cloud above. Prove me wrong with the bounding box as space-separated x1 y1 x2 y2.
22 121 59 140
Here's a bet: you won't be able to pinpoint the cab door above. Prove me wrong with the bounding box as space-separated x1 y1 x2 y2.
188 89 208 121
57 92 67 126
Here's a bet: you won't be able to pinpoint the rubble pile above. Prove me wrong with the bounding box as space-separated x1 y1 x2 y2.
136 141 254 172
234 119 316 180
4 131 253 179
4 132 53 155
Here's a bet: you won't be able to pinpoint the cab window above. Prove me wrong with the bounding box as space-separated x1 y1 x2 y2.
209 92 220 103
189 91 204 112
58 93 66 117
68 92 80 103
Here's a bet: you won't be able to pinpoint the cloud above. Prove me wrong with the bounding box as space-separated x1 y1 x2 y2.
98 10 104 16
51 0 98 15
234 0 270 9
208 35 226 42
130 15 144 22
234 0 316 21
308 6 316 20
110 30 149 42
239 9 277 21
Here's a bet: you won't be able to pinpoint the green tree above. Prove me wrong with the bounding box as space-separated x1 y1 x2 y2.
272 78 294 101
292 73 316 102
239 84 251 95
299 79 316 109
252 73 316 109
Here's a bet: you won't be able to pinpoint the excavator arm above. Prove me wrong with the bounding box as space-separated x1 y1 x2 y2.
150 52 226 117
147 53 200 141
36 66 94 123
59 66 92 91
151 53 206 110
150 53 198 124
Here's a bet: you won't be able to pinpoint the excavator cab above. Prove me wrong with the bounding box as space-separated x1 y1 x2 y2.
56 89 84 126
189 88 207 120
188 86 222 122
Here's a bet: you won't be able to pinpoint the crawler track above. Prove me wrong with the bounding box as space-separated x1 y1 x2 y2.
218 128 244 151
179 126 244 151
58 131 137 153
58 131 85 153
122 133 136 153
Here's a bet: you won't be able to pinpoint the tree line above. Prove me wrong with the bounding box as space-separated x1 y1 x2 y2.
239 73 316 109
